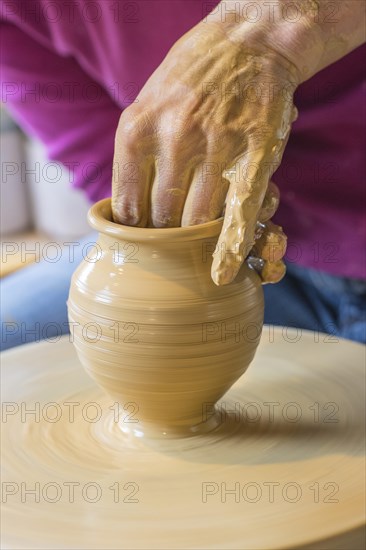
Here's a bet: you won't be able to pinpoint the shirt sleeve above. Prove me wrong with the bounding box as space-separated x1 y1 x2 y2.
0 20 121 201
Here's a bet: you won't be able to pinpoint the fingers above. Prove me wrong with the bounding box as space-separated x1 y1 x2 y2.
181 160 230 226
112 152 154 227
112 110 155 227
250 220 287 284
150 149 197 228
260 260 286 284
252 221 287 262
258 181 280 222
114 107 209 228
211 154 269 286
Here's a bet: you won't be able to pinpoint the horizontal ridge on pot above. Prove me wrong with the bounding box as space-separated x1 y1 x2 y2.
68 199 264 437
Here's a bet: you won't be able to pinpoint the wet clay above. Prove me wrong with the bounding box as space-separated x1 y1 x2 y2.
2 328 365 549
68 199 264 437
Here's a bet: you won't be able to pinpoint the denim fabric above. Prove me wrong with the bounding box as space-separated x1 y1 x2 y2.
1 238 365 351
264 263 366 344
1 234 96 351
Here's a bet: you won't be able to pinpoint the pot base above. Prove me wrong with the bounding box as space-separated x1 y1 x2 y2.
118 409 222 440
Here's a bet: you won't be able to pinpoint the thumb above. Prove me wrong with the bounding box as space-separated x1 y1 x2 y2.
211 154 269 286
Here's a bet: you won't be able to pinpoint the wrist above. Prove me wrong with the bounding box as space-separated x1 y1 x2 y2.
208 0 365 82
257 0 326 82
207 0 326 82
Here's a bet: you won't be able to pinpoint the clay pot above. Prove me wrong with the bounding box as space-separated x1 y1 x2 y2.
68 199 264 437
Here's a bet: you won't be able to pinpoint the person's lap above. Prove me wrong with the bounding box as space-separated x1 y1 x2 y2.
1 235 96 350
263 263 366 343
2 247 365 351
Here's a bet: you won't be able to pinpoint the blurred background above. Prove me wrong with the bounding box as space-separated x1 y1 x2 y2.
1 104 91 277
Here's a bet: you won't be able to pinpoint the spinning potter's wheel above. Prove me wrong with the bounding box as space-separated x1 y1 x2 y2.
1 327 365 549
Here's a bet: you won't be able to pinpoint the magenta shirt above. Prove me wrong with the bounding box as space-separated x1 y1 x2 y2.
1 0 365 278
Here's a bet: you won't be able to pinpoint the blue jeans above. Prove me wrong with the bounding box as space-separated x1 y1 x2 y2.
1 236 365 350
1 235 96 351
264 263 366 343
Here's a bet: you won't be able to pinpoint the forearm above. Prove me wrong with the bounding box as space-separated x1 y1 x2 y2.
207 0 365 82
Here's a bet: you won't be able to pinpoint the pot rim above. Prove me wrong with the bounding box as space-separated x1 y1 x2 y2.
88 199 224 241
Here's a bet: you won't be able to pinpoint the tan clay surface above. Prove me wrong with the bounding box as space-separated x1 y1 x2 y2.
68 199 264 436
1 327 365 549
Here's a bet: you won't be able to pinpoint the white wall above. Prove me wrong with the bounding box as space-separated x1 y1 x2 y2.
1 108 91 239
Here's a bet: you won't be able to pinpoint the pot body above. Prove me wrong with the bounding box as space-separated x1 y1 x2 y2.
68 199 264 435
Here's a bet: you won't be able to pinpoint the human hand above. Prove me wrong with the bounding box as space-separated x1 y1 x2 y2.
112 7 301 285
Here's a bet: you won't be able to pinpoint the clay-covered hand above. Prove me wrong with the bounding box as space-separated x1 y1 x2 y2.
112 20 296 285
112 0 364 285
248 181 288 284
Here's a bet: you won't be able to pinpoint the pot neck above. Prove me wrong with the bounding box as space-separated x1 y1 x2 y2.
88 199 223 245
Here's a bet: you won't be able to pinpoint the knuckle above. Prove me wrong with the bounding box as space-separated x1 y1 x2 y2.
112 198 141 226
151 206 176 228
117 109 143 145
